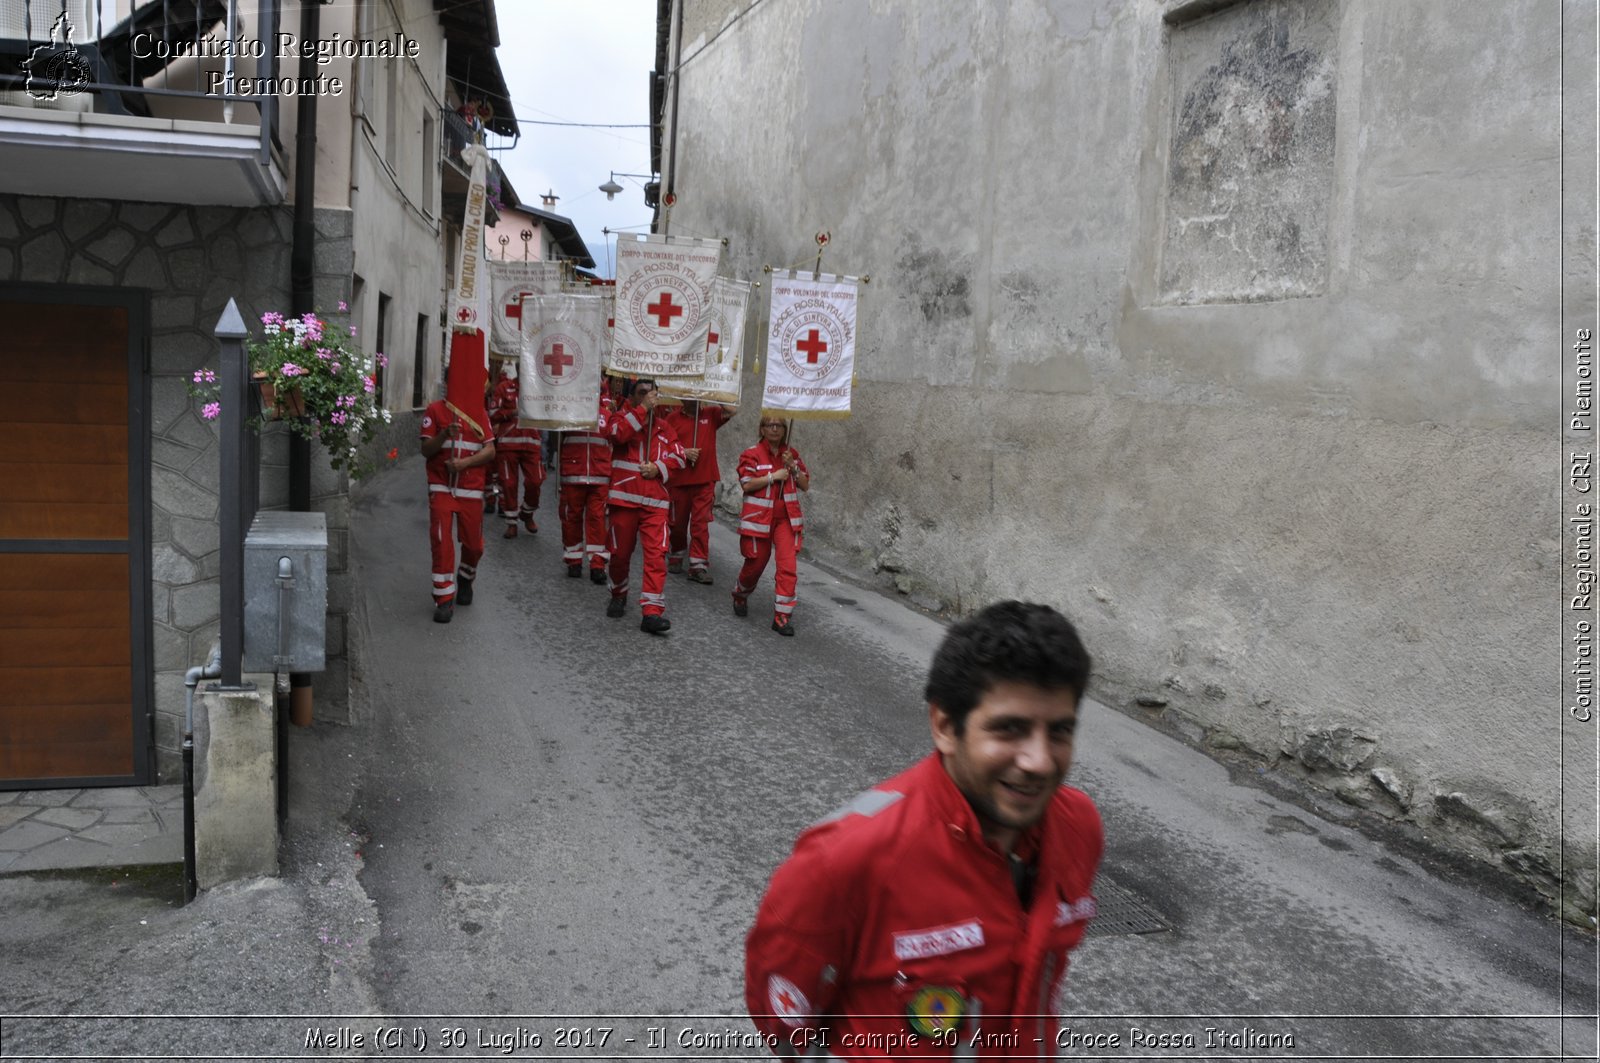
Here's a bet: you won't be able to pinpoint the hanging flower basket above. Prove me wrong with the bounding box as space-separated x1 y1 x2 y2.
187 305 393 479
253 372 306 421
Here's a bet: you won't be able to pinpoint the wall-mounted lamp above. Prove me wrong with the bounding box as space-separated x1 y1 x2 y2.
599 171 656 202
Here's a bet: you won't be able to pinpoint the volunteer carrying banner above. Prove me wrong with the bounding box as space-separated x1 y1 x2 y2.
518 293 607 430
489 260 565 360
611 233 723 378
659 275 749 408
760 272 857 419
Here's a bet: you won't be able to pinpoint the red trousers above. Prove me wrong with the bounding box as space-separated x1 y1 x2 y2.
429 493 484 604
734 518 797 621
498 447 544 522
607 504 668 616
560 483 610 568
668 482 715 571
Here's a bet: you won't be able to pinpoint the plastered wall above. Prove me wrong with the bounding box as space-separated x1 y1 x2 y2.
664 0 1595 918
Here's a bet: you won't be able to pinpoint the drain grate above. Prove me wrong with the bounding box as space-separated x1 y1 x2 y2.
1083 876 1172 938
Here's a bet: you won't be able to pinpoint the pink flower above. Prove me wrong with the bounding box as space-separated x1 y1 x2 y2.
364 375 375 394
280 362 306 377
192 369 206 384
376 353 389 368
316 347 331 360
261 312 284 326
330 411 348 426
202 402 221 420
330 362 340 374
338 300 348 312
348 326 358 337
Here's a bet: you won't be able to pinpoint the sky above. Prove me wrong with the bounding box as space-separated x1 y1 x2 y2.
492 1 660 279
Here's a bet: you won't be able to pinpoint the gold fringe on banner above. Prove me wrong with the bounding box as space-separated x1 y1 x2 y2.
760 407 853 422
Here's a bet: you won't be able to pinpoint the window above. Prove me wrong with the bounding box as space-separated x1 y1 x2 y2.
412 313 429 409
384 55 400 171
421 111 435 213
375 291 391 404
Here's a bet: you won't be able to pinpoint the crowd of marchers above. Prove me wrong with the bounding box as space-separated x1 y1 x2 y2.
418 364 810 635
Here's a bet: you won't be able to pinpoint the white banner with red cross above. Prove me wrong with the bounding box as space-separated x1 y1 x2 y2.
610 233 723 377
518 293 607 429
761 272 857 419
658 276 749 408
489 260 564 360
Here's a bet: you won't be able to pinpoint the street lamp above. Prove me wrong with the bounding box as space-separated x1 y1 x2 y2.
599 171 655 201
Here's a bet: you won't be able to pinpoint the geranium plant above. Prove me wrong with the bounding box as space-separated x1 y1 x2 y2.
189 304 393 479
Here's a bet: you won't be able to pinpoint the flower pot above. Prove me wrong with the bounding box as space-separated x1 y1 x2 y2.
253 373 306 420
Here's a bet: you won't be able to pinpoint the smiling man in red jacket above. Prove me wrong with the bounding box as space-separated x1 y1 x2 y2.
745 601 1102 1059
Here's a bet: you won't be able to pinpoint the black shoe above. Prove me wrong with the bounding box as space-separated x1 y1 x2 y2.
456 578 473 606
687 568 713 585
433 601 454 624
732 599 748 618
524 516 539 534
566 563 582 578
772 619 795 636
640 614 671 635
590 567 607 585
606 597 625 618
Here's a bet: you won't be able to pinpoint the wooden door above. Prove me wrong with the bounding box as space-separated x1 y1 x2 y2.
0 287 150 786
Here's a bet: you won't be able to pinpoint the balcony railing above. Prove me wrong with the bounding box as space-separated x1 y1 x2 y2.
0 0 286 206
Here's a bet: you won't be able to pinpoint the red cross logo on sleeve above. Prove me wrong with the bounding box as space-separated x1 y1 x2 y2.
796 328 829 364
646 292 685 329
768 974 810 1028
543 343 573 377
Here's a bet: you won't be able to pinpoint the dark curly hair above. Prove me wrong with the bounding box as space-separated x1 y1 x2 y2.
923 601 1092 734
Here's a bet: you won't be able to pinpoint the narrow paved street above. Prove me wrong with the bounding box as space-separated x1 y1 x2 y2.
2 457 1594 1059
321 458 1597 1057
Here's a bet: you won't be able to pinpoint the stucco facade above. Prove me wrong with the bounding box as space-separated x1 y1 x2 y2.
660 0 1596 918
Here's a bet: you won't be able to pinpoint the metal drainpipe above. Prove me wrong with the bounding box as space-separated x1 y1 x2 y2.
289 0 321 719
661 0 684 225
182 641 224 904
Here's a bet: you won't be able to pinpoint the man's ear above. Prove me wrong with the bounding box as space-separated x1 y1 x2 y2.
929 702 959 755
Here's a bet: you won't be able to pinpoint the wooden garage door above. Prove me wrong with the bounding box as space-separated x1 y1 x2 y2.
0 290 150 786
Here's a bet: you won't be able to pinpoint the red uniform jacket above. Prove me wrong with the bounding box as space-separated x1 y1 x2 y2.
660 404 731 487
559 395 613 486
745 753 1103 1059
420 400 491 499
490 377 541 454
737 441 808 547
606 401 686 510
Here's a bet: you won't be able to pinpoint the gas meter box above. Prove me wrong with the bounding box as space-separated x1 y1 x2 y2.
243 511 328 673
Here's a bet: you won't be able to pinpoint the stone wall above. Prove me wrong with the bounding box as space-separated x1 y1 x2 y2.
665 0 1596 919
0 194 356 781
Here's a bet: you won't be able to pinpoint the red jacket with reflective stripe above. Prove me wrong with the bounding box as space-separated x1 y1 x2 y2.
660 404 731 487
737 441 807 546
490 377 540 452
745 753 1103 1059
420 400 491 497
559 395 613 485
605 402 686 510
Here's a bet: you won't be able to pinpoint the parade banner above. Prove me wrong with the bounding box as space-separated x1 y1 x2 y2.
659 276 749 407
761 272 857 419
489 260 564 360
447 144 491 336
610 233 722 377
518 293 606 429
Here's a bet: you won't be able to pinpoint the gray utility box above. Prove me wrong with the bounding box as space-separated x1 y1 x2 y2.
243 511 328 673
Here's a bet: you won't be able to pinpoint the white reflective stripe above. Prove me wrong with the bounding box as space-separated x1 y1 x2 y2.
738 520 767 534
610 490 669 510
613 460 642 471
640 592 665 605
432 572 453 585
565 435 607 447
689 555 708 566
446 438 483 454
746 496 774 508
624 412 643 431
458 564 477 579
429 484 485 500
563 547 583 562
776 595 797 605
657 464 670 485
775 602 796 615
565 474 608 485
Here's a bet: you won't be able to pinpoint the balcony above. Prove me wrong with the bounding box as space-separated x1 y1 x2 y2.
0 0 287 207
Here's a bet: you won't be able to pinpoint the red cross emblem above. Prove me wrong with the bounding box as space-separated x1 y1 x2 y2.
505 295 524 328
707 329 720 347
455 305 474 323
646 292 685 329
796 328 828 364
768 974 809 1027
543 343 573 377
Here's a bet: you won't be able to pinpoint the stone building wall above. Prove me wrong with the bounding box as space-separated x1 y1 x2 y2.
0 194 355 781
